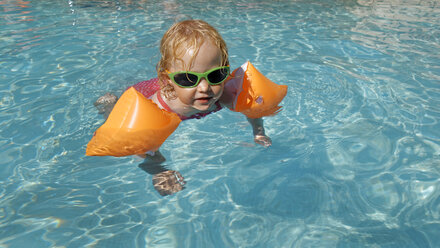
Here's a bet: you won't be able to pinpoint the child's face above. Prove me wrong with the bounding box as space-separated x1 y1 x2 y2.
168 40 225 112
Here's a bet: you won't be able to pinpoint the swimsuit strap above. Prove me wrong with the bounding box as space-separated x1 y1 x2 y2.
156 90 174 113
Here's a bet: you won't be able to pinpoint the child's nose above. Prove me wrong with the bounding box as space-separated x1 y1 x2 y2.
197 78 210 91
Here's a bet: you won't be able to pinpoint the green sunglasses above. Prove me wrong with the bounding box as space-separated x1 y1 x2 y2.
166 66 230 88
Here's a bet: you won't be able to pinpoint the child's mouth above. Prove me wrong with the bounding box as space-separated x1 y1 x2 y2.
195 97 212 104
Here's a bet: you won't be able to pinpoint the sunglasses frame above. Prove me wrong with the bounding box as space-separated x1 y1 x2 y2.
166 66 230 88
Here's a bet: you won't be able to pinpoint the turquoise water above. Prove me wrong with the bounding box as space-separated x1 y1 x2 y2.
1 0 439 247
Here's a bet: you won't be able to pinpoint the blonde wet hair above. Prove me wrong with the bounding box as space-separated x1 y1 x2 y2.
157 19 229 99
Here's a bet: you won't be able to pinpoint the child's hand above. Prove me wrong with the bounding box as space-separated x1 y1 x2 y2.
94 93 118 119
254 134 272 147
247 117 271 147
152 170 186 196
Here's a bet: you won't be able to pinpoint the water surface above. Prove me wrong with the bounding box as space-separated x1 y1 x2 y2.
1 0 439 247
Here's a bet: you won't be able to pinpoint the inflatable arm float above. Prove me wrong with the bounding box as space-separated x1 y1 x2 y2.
226 61 288 119
86 87 181 157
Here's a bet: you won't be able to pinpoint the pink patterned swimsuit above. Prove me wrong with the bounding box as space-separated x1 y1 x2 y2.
131 78 223 121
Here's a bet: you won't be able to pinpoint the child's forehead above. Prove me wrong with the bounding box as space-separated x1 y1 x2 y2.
170 45 195 68
174 43 196 59
171 40 222 70
173 38 206 57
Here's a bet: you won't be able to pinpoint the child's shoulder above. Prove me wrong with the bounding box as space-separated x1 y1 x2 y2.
220 78 241 109
131 78 161 99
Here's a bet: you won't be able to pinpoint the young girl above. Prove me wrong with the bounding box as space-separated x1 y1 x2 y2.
96 20 272 196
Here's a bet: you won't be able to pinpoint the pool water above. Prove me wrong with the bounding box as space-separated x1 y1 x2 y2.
1 0 439 247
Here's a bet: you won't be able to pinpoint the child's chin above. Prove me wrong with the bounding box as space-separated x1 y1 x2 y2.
193 102 213 111
194 105 210 111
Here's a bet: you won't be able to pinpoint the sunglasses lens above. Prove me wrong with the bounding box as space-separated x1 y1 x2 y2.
207 67 229 84
173 73 199 87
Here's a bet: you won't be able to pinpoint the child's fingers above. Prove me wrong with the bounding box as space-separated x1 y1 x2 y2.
254 135 272 147
152 170 185 196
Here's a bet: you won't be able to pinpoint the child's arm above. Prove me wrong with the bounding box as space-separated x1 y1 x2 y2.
221 81 272 147
246 117 272 147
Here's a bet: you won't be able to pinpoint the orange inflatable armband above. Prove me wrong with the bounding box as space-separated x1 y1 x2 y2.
226 61 287 119
86 87 181 157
